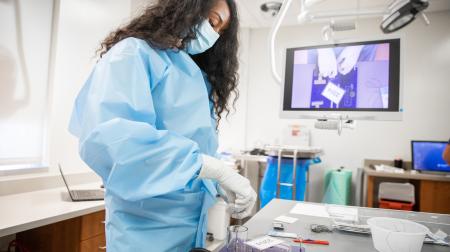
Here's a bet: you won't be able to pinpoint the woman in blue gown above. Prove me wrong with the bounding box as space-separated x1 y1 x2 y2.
69 1 256 251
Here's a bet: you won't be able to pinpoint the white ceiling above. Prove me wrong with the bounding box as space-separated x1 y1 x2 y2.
237 0 450 28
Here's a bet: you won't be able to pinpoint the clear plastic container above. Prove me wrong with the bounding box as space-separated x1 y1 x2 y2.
226 225 248 252
367 217 428 252
378 182 415 211
378 182 415 203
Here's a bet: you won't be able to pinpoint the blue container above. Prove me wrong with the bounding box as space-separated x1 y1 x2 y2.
260 156 320 208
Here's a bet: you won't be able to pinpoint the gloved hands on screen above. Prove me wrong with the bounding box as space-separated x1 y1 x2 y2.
317 48 338 78
199 155 257 219
336 45 363 75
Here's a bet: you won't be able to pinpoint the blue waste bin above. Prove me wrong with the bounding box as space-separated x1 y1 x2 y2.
260 156 321 208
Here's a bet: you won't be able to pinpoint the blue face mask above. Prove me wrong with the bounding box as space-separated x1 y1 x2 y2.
186 20 220 55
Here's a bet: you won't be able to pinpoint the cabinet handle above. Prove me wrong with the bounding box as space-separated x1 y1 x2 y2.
101 221 105 224
98 246 106 250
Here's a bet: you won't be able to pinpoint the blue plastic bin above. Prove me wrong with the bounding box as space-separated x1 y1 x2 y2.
260 156 320 208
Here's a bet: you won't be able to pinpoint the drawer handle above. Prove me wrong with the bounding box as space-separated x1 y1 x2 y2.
101 221 106 224
98 246 106 250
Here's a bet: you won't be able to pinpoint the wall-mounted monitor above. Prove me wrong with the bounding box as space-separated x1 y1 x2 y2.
280 39 402 120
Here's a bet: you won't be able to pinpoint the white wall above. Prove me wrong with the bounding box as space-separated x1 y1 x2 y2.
130 0 154 16
217 28 250 152
48 0 131 173
243 11 450 202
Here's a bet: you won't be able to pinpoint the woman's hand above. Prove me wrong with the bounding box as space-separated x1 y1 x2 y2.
199 155 257 219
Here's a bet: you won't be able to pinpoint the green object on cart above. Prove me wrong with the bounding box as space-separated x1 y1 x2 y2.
322 168 352 205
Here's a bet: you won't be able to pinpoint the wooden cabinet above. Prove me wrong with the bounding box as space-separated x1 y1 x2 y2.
80 211 106 241
16 210 106 252
365 168 450 214
420 180 450 214
80 234 106 252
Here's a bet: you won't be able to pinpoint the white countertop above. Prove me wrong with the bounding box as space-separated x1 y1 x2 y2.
206 238 225 252
0 183 105 237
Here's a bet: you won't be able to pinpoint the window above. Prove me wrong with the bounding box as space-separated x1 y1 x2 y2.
0 0 55 173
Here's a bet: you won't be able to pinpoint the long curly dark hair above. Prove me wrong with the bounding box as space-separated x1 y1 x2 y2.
97 0 239 125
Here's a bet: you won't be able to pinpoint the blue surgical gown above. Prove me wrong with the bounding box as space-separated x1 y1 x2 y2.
69 37 218 252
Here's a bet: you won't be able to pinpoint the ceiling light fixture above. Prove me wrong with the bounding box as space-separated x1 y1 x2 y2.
381 0 429 33
260 1 282 17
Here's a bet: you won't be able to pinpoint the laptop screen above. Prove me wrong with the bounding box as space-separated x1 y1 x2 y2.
412 141 450 172
58 164 74 200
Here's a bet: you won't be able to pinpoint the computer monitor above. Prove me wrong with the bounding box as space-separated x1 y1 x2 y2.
411 141 450 173
280 39 402 120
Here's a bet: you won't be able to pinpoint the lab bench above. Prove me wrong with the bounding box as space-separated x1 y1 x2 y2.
0 183 105 251
218 198 450 252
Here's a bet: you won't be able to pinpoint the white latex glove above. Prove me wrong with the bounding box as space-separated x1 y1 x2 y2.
336 45 363 75
199 155 257 219
317 48 338 78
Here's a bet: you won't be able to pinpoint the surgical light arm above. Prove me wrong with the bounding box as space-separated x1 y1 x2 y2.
269 0 294 84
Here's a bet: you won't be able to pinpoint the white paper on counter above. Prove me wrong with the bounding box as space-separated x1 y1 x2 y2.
245 236 284 250
289 203 330 218
274 215 298 224
327 206 358 221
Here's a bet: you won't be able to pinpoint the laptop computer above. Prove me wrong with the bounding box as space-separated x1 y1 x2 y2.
411 140 450 174
59 164 104 201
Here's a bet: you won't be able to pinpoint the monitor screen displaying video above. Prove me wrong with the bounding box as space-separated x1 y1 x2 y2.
412 141 450 173
283 39 400 112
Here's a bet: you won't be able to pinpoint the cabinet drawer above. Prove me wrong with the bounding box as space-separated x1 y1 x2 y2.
80 234 106 252
81 210 105 240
